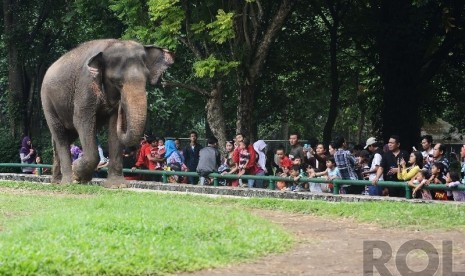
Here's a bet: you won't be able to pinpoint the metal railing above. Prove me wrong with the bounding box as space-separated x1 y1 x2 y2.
1 163 464 200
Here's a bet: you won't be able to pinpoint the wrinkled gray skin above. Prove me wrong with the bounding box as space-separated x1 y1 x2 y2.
41 39 174 187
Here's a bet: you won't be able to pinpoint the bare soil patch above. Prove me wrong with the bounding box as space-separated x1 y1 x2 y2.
183 209 465 275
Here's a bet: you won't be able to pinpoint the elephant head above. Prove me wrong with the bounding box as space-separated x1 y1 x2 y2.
87 41 174 146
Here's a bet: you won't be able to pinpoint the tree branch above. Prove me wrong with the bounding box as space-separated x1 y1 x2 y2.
161 81 210 97
242 2 252 51
181 0 203 59
248 0 295 82
418 28 465 85
178 37 203 59
250 3 260 47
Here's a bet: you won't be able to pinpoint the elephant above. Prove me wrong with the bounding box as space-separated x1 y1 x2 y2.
41 39 174 186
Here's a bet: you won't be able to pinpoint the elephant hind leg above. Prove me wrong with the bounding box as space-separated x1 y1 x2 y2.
51 130 75 184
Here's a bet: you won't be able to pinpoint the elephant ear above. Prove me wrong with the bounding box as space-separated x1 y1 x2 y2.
87 52 105 93
144 46 174 85
88 52 104 75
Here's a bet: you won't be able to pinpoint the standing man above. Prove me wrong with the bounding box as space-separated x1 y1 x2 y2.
183 131 203 184
288 132 306 162
363 137 383 196
196 137 221 185
333 136 358 193
372 135 408 197
420 135 434 165
423 143 450 178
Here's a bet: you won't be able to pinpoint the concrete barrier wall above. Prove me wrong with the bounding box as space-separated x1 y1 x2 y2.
0 173 456 204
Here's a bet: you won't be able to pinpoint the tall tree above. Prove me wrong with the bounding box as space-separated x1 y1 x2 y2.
311 0 352 145
3 0 24 138
110 0 296 146
353 0 465 149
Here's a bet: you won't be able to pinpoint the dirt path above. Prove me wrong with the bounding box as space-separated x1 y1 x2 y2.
182 209 465 275
3 185 464 275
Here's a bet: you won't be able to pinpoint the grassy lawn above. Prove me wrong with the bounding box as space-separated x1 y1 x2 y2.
1 181 464 275
0 182 292 275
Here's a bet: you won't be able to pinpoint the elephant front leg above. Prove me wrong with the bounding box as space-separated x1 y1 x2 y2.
73 119 99 183
104 113 126 188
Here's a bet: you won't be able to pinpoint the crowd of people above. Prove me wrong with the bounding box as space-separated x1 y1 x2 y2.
120 131 465 201
17 131 465 201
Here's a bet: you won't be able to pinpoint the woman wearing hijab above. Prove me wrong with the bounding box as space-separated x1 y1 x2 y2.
253 140 268 188
165 140 186 182
19 136 36 174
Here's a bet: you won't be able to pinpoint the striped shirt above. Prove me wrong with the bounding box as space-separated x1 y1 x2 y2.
334 149 358 180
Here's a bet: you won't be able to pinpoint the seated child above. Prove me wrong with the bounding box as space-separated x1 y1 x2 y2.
428 162 447 200
408 170 432 200
288 165 302 191
291 157 308 191
445 171 465 201
275 167 289 191
314 157 341 193
302 164 322 193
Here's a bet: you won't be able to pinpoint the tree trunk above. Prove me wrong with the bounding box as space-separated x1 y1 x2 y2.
381 83 421 151
3 0 25 139
236 0 295 142
377 0 422 150
323 27 340 146
206 82 227 152
236 84 255 141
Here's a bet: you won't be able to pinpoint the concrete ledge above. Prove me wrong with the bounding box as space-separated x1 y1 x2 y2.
0 173 459 204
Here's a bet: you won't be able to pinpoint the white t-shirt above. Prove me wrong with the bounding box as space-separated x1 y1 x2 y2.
368 153 383 181
422 148 434 164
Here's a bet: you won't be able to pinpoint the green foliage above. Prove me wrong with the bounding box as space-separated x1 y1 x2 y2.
147 0 184 47
193 55 239 78
206 10 235 44
0 183 293 274
191 21 207 34
0 132 21 173
145 85 205 138
1 0 464 156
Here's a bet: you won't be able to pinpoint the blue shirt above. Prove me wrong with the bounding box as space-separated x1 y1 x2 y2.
334 149 358 180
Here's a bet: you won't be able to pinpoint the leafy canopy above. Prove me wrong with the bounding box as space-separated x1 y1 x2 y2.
110 0 239 78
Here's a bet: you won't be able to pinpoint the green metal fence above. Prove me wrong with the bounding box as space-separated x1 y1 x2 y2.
1 163 464 200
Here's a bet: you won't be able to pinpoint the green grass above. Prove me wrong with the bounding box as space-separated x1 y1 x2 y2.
221 197 465 230
1 181 464 275
0 182 292 275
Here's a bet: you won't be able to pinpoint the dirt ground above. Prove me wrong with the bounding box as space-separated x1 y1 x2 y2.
3 187 465 275
182 209 465 276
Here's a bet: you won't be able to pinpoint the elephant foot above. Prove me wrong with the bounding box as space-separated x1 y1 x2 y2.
51 172 62 184
104 177 128 189
60 175 73 184
72 161 95 184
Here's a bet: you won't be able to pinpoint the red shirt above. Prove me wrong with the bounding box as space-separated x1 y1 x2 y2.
279 156 292 169
233 145 256 170
145 145 158 170
135 142 150 168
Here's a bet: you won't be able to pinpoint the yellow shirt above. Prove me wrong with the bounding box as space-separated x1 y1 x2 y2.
397 165 420 181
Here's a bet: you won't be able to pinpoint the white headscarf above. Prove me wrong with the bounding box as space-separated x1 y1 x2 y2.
253 140 267 173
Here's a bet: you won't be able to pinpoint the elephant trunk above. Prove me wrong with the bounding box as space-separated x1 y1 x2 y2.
117 83 147 146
